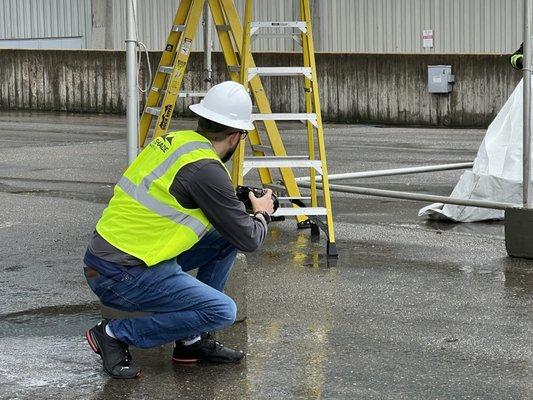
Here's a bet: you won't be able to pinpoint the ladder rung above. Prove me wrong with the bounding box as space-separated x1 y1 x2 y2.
251 144 273 153
172 24 185 32
228 66 240 73
216 24 231 32
145 107 161 116
253 34 300 39
242 156 323 176
151 87 206 98
159 66 174 74
248 67 312 80
272 207 328 217
252 113 318 127
178 92 207 98
250 21 307 35
278 196 312 201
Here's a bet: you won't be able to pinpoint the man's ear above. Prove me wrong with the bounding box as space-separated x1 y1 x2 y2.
229 131 241 146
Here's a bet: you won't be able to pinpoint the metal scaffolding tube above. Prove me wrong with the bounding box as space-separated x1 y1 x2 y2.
126 0 138 165
295 162 474 183
203 1 212 89
297 182 518 211
523 0 532 207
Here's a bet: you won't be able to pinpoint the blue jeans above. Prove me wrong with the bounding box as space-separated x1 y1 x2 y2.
83 229 238 348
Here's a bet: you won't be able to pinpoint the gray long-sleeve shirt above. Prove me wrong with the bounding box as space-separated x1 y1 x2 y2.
88 159 267 266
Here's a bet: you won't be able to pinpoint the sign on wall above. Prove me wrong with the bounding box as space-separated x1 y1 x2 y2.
422 30 434 48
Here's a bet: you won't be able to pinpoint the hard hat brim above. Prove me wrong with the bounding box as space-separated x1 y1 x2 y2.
189 103 255 131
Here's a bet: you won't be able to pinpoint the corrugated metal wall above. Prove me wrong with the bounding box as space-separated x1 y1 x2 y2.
316 0 524 53
108 0 300 52
109 0 525 53
0 0 91 48
0 0 526 53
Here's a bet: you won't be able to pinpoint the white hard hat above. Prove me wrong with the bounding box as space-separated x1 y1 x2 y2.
189 81 255 131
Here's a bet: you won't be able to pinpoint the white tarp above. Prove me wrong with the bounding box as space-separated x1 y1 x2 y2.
419 78 528 222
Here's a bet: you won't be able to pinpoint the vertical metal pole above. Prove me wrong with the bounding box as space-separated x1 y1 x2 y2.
203 1 212 89
126 0 138 165
524 0 533 207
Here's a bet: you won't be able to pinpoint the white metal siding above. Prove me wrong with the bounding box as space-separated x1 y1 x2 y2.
0 0 526 53
317 0 523 53
112 0 525 53
0 0 90 47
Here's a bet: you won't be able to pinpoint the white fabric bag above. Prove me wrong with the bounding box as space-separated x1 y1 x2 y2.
419 78 527 222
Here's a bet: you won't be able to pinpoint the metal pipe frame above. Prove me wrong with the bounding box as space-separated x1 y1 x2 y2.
203 1 212 89
298 182 518 211
295 162 474 183
126 0 138 165
523 0 532 207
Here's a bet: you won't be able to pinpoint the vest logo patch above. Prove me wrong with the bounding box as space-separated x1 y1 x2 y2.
152 137 170 153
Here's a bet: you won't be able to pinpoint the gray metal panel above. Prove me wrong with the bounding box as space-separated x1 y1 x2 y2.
317 0 524 53
0 0 527 53
0 0 87 41
108 0 298 52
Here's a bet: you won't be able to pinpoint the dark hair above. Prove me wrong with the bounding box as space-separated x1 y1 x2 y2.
196 116 234 142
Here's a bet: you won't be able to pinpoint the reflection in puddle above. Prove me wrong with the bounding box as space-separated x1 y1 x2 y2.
0 304 250 400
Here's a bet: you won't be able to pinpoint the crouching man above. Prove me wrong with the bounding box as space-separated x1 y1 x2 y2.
83 81 274 378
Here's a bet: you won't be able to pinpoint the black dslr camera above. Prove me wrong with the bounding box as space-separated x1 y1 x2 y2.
236 185 279 214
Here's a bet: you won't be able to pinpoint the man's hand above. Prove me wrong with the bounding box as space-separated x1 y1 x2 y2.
249 188 274 214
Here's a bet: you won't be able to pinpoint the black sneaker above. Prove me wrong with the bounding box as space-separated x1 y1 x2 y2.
172 333 245 364
85 319 141 379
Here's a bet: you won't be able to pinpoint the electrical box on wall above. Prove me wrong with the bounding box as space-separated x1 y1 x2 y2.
428 65 455 93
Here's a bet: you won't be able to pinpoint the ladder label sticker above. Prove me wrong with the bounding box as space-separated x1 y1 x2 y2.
159 104 173 130
168 61 187 95
165 44 174 53
180 38 192 55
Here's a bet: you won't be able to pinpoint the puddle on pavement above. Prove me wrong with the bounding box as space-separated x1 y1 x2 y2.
423 219 504 237
0 304 250 400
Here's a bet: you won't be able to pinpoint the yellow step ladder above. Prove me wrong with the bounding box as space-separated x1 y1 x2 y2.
137 0 338 258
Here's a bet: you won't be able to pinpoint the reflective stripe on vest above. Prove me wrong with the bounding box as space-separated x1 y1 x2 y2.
115 140 214 237
117 175 207 237
511 53 523 69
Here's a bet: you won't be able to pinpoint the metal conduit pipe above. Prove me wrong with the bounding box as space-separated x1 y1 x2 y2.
296 182 519 211
295 162 474 183
126 0 138 165
523 0 532 207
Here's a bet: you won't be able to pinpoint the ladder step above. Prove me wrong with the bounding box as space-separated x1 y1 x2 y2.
248 67 312 80
159 66 174 74
151 87 207 98
272 207 328 217
242 156 323 176
145 107 161 116
216 24 231 32
252 113 318 127
177 92 206 98
278 196 312 202
250 21 307 35
253 33 300 39
251 144 273 153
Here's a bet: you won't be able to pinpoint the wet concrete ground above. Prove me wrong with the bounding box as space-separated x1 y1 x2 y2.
1 111 532 399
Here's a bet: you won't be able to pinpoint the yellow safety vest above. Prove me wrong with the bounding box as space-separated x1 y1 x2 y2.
96 130 227 266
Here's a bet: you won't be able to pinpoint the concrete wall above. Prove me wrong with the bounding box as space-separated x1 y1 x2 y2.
0 49 522 127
